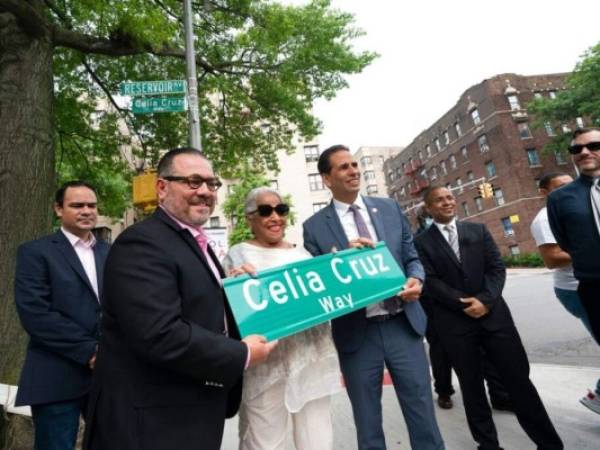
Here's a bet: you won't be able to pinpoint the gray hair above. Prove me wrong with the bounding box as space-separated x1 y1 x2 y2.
244 187 282 215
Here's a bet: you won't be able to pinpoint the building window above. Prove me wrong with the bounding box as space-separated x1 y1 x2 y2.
549 90 557 99
509 245 521 256
308 173 324 191
526 148 541 167
446 182 452 190
576 117 585 129
304 145 319 162
485 161 497 178
395 167 403 179
361 156 372 167
478 134 490 152
544 122 556 136
313 202 328 213
561 123 572 134
456 177 463 193
364 170 375 181
434 138 441 152
400 186 406 197
377 155 385 165
443 131 450 145
555 150 567 165
475 196 483 212
493 188 505 206
227 184 237 195
420 169 428 180
431 166 438 180
507 94 521 110
440 161 447 175
270 179 279 190
388 170 395 182
209 216 220 228
467 170 475 183
501 217 515 236
418 150 424 161
518 123 532 139
461 146 469 161
450 154 457 170
231 216 239 226
455 121 462 137
471 108 481 125
426 145 432 158
367 185 378 195
462 202 470 217
534 92 543 99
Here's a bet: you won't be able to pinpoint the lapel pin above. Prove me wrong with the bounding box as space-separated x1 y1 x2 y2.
371 208 378 213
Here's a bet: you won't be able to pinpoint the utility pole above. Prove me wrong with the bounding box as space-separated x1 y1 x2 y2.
183 0 202 151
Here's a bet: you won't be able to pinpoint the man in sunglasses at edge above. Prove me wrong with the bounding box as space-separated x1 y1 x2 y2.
84 147 276 450
303 145 444 450
547 127 600 414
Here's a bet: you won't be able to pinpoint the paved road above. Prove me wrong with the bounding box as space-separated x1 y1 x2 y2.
222 271 600 449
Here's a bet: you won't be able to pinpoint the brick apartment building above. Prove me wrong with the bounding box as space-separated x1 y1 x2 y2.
384 73 584 256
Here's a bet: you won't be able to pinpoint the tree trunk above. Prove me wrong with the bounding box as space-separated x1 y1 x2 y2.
0 8 54 449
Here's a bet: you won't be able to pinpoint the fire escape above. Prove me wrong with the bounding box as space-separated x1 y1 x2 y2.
405 158 429 197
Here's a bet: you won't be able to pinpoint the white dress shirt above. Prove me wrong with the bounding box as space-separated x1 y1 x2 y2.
433 218 458 246
61 227 99 300
332 196 395 317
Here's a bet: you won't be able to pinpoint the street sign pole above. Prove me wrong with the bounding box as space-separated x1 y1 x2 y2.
183 0 202 152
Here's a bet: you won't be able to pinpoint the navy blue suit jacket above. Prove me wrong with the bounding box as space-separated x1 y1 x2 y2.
14 230 109 406
547 174 600 281
303 196 427 353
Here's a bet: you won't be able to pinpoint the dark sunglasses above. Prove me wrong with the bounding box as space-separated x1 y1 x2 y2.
251 203 290 217
567 141 600 155
162 175 222 191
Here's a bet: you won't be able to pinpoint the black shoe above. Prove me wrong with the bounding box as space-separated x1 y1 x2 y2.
437 394 453 409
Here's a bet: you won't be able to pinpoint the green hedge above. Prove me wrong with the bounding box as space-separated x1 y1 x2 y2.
502 252 544 268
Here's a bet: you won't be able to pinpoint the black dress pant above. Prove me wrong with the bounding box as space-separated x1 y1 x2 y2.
426 324 455 397
441 325 563 450
578 279 600 343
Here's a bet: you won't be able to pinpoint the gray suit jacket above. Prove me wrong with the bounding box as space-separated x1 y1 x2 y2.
303 196 427 353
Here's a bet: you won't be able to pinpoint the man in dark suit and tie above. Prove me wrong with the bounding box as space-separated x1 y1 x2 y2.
303 145 444 450
84 147 275 450
414 186 562 450
14 180 109 450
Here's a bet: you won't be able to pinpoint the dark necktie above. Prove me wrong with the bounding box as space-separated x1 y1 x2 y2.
348 204 400 314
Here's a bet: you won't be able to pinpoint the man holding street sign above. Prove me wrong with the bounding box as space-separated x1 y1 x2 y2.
302 145 444 450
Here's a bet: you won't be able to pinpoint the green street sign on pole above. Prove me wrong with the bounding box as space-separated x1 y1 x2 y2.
223 242 407 341
132 96 187 114
120 80 187 96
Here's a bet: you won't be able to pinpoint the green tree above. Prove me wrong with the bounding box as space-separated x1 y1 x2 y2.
0 1 374 445
528 41 600 154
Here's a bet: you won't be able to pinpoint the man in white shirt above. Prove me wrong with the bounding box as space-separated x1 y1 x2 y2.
14 181 110 450
530 171 600 414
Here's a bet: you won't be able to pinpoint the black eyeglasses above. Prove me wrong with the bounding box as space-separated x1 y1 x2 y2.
567 141 600 155
250 203 290 217
162 175 222 191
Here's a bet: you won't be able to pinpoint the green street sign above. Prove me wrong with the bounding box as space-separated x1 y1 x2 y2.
223 242 407 341
131 96 187 114
120 80 187 96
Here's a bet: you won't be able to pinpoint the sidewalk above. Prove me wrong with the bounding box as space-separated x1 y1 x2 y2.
506 267 552 276
222 363 599 449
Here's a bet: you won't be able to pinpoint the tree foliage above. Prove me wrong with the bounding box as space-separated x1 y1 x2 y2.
1 0 375 218
528 41 600 154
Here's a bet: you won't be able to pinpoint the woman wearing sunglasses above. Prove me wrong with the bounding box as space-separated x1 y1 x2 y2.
223 187 341 450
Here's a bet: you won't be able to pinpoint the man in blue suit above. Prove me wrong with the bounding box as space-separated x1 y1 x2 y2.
303 145 444 450
14 180 109 450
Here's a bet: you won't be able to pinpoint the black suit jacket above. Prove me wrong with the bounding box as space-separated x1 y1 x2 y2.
14 230 109 406
84 208 247 450
414 221 514 335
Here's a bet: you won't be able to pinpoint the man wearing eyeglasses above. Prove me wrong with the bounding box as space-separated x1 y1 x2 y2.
84 147 276 450
303 145 444 450
547 127 600 413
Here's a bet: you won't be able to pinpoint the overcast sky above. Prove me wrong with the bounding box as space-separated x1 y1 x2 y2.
289 0 600 151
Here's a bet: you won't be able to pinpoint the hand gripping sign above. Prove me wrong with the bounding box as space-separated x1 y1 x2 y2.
223 242 407 341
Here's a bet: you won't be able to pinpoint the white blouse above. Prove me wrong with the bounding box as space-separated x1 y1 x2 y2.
223 242 342 413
